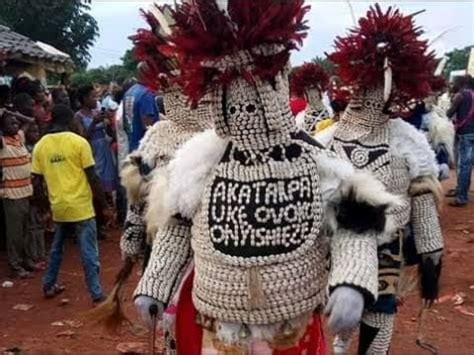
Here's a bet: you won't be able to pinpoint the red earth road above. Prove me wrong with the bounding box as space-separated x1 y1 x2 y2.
0 177 473 352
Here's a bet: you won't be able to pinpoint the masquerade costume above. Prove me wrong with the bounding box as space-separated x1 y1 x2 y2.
316 4 444 353
420 78 454 181
120 5 213 263
134 1 399 353
290 62 331 132
421 104 455 181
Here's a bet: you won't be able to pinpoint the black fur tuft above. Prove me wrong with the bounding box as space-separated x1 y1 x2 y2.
336 187 387 234
358 321 380 355
419 255 442 301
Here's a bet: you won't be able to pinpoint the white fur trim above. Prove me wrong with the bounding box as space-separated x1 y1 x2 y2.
145 167 170 241
314 151 355 206
340 171 402 209
315 151 402 244
313 123 337 147
120 155 144 205
166 129 229 219
339 171 402 245
389 118 439 180
423 106 455 164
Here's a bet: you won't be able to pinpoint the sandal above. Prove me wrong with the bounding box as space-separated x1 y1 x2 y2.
445 189 457 198
44 284 66 299
449 200 468 208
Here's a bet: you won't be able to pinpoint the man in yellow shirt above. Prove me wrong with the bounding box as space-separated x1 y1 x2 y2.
32 104 109 303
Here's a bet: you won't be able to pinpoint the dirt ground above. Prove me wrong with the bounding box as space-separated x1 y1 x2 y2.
1 177 474 353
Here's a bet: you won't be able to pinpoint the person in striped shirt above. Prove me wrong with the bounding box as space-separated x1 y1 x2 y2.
0 111 34 278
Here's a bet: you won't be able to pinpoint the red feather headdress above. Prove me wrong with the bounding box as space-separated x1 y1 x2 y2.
429 75 447 93
163 0 310 104
129 4 178 91
328 3 437 107
290 62 329 99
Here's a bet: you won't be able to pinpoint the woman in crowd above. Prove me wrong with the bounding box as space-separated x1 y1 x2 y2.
75 85 117 238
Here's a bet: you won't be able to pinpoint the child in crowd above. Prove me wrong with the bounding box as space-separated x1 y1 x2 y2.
0 111 35 278
25 122 47 269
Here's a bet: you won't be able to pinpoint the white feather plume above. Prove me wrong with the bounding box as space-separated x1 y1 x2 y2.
345 0 357 26
149 2 173 36
216 0 229 16
434 56 448 76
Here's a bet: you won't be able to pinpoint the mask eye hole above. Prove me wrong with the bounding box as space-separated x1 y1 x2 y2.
246 104 256 113
229 105 237 115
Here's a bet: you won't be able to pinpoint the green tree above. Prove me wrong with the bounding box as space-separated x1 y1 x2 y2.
122 49 138 74
0 0 98 68
444 45 473 76
311 56 335 74
70 49 137 86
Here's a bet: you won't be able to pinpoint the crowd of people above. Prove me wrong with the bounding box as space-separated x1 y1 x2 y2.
0 74 161 299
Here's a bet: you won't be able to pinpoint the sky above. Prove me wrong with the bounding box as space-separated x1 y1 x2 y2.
88 0 474 69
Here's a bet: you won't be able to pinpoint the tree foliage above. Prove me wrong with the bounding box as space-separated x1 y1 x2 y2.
444 45 473 76
0 0 99 68
70 50 138 86
121 49 138 75
311 56 335 75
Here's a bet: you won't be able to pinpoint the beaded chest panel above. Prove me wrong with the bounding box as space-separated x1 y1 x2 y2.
201 138 323 262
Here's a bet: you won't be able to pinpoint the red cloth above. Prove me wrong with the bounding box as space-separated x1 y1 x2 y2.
33 104 51 123
176 270 202 354
274 314 327 354
290 97 307 116
176 270 327 354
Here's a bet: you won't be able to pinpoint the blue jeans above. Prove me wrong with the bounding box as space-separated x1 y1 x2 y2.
43 218 104 301
456 133 474 203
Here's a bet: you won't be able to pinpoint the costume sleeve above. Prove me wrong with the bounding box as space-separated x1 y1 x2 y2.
133 219 193 304
120 203 146 258
315 150 400 304
328 231 379 304
409 176 444 254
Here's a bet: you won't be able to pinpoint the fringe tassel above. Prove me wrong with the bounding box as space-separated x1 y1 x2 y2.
383 57 392 103
247 267 266 310
81 257 135 332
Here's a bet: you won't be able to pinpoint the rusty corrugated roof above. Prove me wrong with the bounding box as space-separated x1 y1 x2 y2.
0 25 73 67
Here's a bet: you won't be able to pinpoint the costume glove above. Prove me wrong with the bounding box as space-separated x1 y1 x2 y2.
325 286 364 333
420 250 443 306
438 163 450 181
134 295 164 329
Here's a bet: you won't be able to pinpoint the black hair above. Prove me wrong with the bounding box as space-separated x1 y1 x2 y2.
469 75 474 90
330 99 348 114
10 77 32 97
51 87 63 102
0 111 16 130
454 75 471 89
0 85 10 104
77 84 95 105
51 104 74 126
12 93 34 110
29 80 44 96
